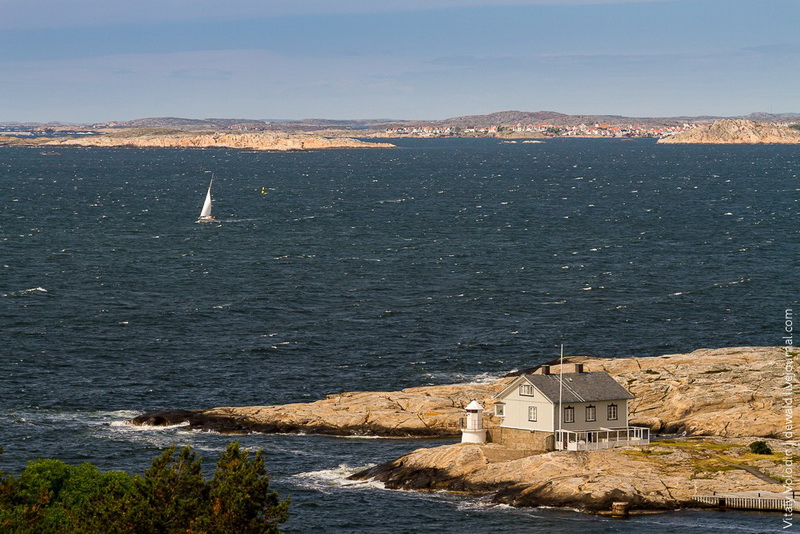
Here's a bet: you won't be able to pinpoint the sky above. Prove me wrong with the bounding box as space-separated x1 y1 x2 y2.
0 0 798 123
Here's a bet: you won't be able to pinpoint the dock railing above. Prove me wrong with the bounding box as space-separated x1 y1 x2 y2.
693 491 799 512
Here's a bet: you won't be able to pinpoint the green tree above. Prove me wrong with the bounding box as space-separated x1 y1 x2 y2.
0 443 289 533
196 442 289 533
123 445 206 533
0 458 133 533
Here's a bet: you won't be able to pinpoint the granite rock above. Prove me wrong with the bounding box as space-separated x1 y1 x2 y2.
128 346 791 438
658 120 800 144
351 439 782 511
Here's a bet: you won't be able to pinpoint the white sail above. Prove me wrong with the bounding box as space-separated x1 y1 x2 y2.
198 179 213 220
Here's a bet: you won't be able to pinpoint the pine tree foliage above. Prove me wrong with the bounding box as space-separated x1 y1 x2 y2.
0 442 289 533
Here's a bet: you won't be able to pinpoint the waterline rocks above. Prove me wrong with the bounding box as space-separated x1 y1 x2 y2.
349 438 783 512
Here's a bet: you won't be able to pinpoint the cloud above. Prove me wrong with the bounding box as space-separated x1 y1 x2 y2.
169 68 233 81
740 43 800 56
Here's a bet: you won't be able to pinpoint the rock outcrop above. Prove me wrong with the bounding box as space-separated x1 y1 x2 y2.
658 120 800 144
577 346 788 438
2 131 394 151
350 438 783 512
131 382 503 436
128 346 790 439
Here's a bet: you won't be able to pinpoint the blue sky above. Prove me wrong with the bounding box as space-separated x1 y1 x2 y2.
1 0 798 122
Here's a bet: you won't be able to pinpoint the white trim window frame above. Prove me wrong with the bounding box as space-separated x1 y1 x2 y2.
519 384 535 397
607 403 618 421
564 406 575 423
585 405 596 422
528 405 537 422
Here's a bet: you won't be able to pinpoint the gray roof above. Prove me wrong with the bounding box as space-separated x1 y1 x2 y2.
518 372 633 403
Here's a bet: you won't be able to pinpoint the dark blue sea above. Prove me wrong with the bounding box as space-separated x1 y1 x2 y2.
1 138 797 532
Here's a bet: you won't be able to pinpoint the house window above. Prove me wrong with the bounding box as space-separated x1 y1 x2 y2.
519 384 535 396
564 406 574 423
495 403 505 417
608 404 618 421
528 406 537 422
585 405 596 422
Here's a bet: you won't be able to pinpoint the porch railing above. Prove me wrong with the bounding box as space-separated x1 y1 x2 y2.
554 426 650 451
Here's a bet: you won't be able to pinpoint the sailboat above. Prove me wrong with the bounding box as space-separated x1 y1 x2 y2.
197 175 216 223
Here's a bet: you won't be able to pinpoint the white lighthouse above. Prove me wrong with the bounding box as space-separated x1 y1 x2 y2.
460 400 487 444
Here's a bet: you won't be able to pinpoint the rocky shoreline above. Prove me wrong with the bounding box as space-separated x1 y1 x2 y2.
127 346 794 514
349 437 786 512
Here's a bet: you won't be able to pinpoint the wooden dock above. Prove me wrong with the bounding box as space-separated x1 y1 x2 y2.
693 491 799 512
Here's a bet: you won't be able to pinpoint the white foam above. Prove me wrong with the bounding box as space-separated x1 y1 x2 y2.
292 463 385 491
339 434 389 440
109 420 191 431
3 286 48 297
429 371 507 386
461 371 507 385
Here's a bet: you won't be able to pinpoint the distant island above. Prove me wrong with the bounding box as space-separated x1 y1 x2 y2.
0 129 394 151
2 111 799 146
658 119 800 144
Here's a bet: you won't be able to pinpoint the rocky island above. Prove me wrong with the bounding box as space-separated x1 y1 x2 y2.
351 437 787 512
658 119 800 144
128 346 796 514
131 346 786 438
0 129 394 151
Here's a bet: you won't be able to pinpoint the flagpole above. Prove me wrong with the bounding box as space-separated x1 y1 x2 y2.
558 343 564 449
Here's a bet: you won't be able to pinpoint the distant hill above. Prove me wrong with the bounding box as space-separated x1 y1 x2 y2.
425 110 800 129
432 110 571 127
5 110 797 132
106 111 800 132
97 117 393 132
121 117 268 129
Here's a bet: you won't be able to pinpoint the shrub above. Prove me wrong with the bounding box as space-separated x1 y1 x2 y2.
749 441 773 455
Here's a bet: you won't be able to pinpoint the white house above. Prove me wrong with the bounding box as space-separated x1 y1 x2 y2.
493 363 649 451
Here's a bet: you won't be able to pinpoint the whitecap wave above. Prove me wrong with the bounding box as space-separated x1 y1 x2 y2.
109 420 191 431
461 371 507 385
3 286 48 297
292 463 385 492
428 371 507 385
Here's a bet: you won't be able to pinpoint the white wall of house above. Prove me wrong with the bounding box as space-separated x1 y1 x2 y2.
497 378 556 432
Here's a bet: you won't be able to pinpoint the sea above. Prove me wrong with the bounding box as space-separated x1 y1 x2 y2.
1 138 797 533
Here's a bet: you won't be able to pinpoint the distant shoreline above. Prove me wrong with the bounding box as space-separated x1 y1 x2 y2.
3 119 800 149
0 130 395 151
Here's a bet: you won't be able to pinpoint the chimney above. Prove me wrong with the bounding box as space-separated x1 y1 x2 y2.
540 365 551 375
574 363 584 374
